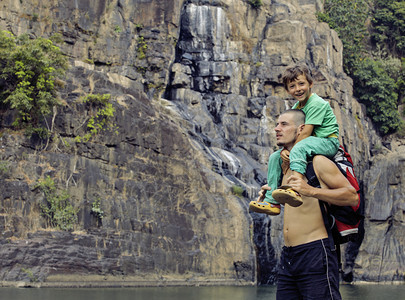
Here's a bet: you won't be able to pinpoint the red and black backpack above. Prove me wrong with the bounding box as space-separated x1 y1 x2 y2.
306 145 364 245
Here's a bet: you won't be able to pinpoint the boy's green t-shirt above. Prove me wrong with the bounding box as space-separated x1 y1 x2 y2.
292 93 339 138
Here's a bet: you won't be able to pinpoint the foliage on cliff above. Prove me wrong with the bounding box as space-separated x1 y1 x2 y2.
318 0 405 135
371 0 405 57
0 30 68 132
74 94 117 143
248 0 263 8
36 176 77 231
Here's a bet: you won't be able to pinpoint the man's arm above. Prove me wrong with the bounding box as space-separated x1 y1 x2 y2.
286 155 358 206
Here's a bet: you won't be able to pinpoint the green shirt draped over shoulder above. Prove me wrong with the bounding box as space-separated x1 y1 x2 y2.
292 93 339 138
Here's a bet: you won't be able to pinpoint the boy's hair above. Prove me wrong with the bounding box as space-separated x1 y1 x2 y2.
282 109 306 126
282 64 314 90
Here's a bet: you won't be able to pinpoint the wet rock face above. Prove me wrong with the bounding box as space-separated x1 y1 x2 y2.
353 152 405 282
0 68 255 283
0 0 403 285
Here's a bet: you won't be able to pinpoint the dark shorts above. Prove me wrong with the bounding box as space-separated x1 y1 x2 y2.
276 238 342 300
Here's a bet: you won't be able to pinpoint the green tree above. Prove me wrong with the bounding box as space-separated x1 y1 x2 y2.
353 57 401 134
0 31 68 128
317 0 404 135
371 0 405 57
317 0 369 75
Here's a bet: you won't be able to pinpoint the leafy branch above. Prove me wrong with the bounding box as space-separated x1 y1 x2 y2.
75 94 118 143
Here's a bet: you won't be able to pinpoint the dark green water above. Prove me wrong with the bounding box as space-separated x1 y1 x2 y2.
0 284 404 300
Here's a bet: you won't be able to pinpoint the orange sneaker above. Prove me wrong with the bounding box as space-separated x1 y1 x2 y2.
249 201 281 215
272 185 303 207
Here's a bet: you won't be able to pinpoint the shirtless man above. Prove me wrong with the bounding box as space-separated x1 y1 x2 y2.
257 109 358 299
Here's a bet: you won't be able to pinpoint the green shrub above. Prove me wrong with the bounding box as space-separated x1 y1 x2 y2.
91 197 104 219
0 161 9 177
37 176 77 231
91 197 104 226
137 36 147 59
0 31 68 129
21 267 38 283
114 25 122 34
75 94 117 142
248 0 263 9
232 185 244 197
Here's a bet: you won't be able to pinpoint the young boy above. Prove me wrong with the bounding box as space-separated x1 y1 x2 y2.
249 64 340 215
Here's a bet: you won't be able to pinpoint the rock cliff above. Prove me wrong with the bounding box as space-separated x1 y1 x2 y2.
0 0 403 286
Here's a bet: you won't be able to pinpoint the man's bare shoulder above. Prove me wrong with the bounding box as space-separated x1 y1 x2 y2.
311 155 358 207
312 155 340 180
312 155 335 167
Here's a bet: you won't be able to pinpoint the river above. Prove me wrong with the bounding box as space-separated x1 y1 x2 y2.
1 284 404 300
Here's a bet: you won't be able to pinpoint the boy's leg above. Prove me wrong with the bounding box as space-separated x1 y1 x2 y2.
273 137 339 207
265 150 283 204
289 137 339 175
249 150 282 215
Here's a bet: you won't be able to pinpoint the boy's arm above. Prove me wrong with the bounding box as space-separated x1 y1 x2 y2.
286 155 358 206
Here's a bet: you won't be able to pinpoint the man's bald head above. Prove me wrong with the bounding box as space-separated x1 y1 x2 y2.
280 109 306 127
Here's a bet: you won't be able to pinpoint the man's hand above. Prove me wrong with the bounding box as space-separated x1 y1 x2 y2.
257 184 272 202
286 175 314 197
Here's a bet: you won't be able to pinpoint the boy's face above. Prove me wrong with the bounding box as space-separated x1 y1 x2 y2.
286 74 313 104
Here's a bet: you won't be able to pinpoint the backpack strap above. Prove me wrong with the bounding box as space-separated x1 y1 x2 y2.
320 200 343 274
319 200 338 250
306 160 320 188
306 162 338 248
307 161 342 272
